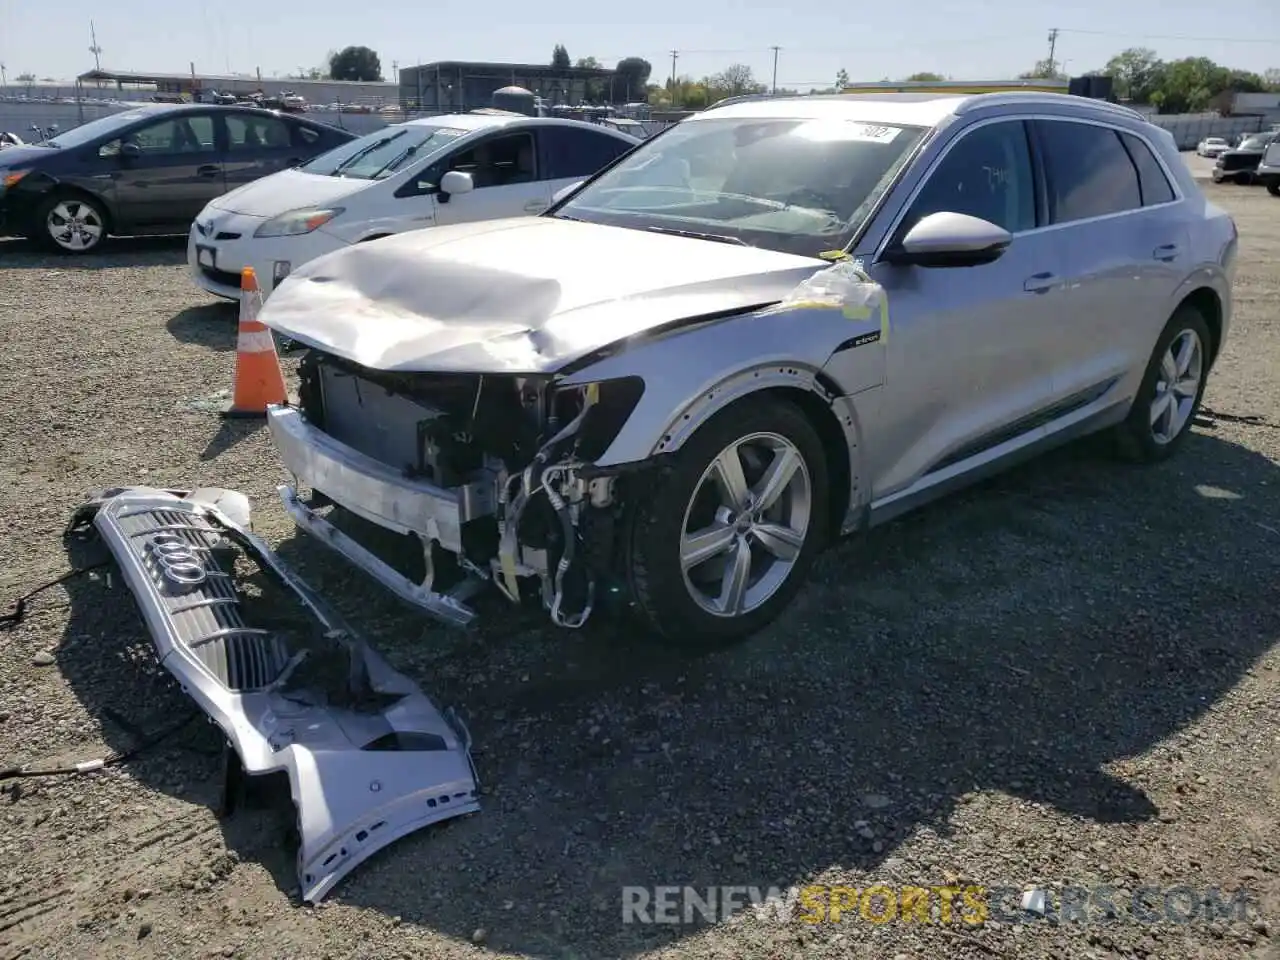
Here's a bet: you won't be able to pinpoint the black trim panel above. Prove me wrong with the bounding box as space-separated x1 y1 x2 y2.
925 375 1120 475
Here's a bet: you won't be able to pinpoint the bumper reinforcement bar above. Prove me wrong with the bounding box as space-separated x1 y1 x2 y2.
67 485 480 903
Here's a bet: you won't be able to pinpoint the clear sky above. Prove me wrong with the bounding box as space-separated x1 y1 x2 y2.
1 0 1277 89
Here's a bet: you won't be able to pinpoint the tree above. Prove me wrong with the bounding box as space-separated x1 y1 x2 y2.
329 46 382 82
1102 47 1164 103
614 57 652 102
15 72 34 82
552 45 571 70
706 63 764 103
905 72 944 82
1266 67 1280 91
835 68 850 90
1019 59 1066 80
575 57 601 69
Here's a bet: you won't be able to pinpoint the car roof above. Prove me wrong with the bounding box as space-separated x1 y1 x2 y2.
397 112 639 138
695 91 1150 129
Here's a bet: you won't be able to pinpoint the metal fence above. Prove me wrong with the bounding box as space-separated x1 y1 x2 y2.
1146 113 1267 151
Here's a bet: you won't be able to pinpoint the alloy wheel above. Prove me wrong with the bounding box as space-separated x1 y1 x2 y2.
1150 328 1204 445
679 432 812 618
46 200 104 252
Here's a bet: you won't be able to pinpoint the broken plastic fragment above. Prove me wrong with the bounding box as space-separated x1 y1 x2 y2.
775 260 891 342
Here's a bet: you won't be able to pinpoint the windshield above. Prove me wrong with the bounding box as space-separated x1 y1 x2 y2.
1240 135 1274 151
554 116 928 257
297 124 466 179
46 110 163 149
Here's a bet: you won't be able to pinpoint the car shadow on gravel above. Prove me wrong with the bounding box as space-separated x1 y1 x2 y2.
42 426 1280 957
0 234 186 268
168 302 238 353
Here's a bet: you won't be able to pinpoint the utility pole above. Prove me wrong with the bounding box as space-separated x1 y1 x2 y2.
770 46 780 95
88 20 103 73
669 49 679 106
1047 27 1059 75
0 64 7 89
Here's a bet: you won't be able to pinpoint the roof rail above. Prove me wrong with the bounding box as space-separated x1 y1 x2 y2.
955 91 1150 122
702 92 787 112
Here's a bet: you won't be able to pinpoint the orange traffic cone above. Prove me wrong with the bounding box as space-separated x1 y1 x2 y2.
221 267 288 419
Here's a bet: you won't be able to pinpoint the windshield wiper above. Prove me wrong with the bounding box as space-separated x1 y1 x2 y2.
643 225 748 246
366 142 421 180
330 135 397 176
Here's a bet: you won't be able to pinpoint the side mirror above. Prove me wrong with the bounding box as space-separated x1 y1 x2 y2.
439 170 474 199
120 142 142 159
881 211 1012 268
552 180 585 205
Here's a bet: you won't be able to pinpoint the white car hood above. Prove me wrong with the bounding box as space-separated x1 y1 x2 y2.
258 217 825 373
211 167 366 217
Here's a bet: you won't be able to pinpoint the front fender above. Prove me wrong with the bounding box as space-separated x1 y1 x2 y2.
558 300 883 468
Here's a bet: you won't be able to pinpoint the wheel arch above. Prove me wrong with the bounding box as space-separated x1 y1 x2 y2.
648 367 862 542
1177 286 1223 364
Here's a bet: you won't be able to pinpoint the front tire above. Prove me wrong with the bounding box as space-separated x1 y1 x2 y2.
1110 305 1211 463
36 193 109 254
624 396 830 647
1234 171 1253 185
1267 181 1280 197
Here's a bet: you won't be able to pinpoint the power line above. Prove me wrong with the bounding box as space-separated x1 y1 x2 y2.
1056 27 1280 44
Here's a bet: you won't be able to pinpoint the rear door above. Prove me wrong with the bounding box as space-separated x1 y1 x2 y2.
430 128 550 225
1030 119 1188 408
220 111 305 191
538 123 637 199
107 111 222 228
855 118 1065 500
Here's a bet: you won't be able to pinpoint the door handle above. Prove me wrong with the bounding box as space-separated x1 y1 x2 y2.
196 165 220 178
1152 243 1180 262
523 200 548 213
1023 272 1057 294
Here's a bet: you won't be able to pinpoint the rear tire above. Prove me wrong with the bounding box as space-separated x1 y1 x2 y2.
623 396 830 648
1267 181 1280 197
1110 305 1211 464
35 192 109 254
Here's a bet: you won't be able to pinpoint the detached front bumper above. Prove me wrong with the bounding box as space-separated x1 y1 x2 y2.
68 485 480 903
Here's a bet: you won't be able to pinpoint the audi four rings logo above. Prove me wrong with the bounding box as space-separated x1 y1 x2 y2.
146 534 208 590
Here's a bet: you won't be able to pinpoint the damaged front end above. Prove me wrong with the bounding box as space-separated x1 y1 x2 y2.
68 486 480 903
269 351 646 630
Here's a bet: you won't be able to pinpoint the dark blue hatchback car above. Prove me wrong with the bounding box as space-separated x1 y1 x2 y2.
0 103 355 253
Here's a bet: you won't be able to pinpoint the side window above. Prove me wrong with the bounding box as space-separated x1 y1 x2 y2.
446 132 536 188
1036 120 1141 224
542 127 634 180
226 114 293 151
105 115 217 156
1119 132 1175 206
899 121 1035 236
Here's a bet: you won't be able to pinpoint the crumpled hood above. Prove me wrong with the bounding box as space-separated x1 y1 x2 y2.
258 216 825 373
210 167 365 217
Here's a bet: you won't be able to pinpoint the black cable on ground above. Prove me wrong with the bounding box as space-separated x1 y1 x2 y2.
0 562 108 629
0 710 201 783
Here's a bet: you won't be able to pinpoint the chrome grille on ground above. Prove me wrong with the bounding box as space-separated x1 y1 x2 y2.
112 505 290 691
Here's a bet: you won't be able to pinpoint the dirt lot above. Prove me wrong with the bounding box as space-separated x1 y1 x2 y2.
1 183 1278 960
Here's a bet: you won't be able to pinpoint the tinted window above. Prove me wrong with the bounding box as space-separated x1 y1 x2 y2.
226 113 292 151
1037 120 1140 224
1120 132 1175 205
99 114 216 157
901 120 1035 235
444 132 537 187
542 126 634 180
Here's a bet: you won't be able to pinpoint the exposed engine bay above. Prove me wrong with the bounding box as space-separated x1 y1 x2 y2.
281 350 648 629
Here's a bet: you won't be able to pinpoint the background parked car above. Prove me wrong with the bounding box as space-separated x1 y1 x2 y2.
1257 140 1280 196
0 103 355 253
188 114 639 300
1196 136 1229 158
1212 130 1279 184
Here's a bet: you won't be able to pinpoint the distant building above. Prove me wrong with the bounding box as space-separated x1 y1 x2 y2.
399 60 622 113
75 69 398 106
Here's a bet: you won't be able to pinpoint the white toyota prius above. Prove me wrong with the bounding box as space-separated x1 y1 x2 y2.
187 113 639 299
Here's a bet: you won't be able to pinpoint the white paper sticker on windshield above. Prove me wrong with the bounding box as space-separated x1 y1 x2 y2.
844 123 901 143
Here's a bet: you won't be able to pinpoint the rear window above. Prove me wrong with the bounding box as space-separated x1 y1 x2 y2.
1036 119 1141 224
1119 132 1175 206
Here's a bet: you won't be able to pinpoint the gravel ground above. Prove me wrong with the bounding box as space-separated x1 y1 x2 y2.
1 184 1278 960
